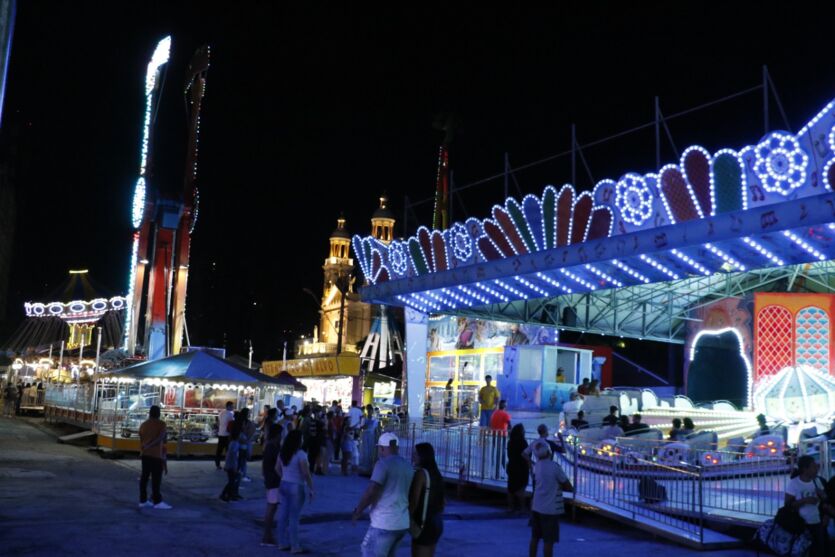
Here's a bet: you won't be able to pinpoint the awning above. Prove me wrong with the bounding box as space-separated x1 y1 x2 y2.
101 350 305 390
262 353 361 377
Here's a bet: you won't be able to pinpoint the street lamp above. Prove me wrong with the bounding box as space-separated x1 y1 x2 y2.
333 272 352 355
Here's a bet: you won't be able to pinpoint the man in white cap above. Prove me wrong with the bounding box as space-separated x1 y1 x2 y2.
352 432 414 557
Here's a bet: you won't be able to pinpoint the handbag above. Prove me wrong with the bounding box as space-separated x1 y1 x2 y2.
775 504 806 536
410 469 430 538
756 518 811 557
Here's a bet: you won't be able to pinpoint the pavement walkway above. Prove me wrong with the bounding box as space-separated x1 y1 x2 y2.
0 416 758 556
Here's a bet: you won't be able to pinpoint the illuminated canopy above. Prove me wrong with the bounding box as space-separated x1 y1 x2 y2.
754 365 835 423
102 350 305 390
356 99 835 335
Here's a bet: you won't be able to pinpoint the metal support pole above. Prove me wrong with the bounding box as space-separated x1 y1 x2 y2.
58 341 64 376
94 327 102 381
571 123 577 187
698 468 704 544
403 195 409 238
78 335 85 367
655 96 661 169
571 435 578 521
763 65 769 135
504 153 510 200
449 170 455 224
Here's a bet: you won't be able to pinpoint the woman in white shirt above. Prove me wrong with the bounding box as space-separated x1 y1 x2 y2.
276 430 314 554
785 455 833 557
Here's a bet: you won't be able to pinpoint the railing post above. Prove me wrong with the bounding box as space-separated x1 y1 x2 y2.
698 467 704 545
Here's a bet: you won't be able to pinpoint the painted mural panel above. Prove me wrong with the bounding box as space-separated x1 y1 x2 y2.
426 314 558 350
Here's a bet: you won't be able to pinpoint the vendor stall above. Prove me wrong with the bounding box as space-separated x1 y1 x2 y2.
94 350 305 456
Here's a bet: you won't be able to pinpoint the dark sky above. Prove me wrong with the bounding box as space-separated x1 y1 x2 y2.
3 2 835 360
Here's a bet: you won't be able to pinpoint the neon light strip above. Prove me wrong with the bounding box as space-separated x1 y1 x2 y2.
670 249 711 276
494 279 525 298
741 237 785 266
584 264 624 288
457 285 489 305
639 254 680 280
397 295 428 314
559 268 596 290
131 36 171 229
441 288 473 307
123 233 140 349
474 282 509 302
689 327 753 409
411 293 441 312
782 230 826 261
704 243 746 271
423 290 455 309
514 276 550 297
610 259 651 284
535 272 572 294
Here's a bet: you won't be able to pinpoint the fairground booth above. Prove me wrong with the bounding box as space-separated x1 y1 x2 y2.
94 350 305 456
352 97 835 447
262 353 361 408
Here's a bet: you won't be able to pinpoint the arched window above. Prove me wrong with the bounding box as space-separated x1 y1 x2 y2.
795 306 830 373
755 305 793 380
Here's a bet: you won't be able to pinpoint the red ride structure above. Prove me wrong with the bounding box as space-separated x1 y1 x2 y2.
124 36 209 360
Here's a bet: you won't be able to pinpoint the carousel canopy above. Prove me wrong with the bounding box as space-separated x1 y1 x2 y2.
355 98 835 344
102 351 305 390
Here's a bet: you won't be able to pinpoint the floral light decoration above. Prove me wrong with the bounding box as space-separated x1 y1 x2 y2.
753 132 809 195
388 240 408 275
450 222 472 262
615 173 653 225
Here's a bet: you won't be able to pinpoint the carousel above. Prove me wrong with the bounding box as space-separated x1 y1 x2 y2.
93 350 306 456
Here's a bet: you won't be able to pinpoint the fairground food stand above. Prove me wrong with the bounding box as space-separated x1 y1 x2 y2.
94 351 305 456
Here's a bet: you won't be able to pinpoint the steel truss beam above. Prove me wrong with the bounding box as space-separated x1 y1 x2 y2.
441 261 835 345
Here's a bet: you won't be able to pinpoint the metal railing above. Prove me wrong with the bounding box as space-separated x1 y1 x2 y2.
366 422 797 543
43 383 97 425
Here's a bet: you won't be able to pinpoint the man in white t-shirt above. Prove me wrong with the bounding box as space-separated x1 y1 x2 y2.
785 455 833 557
215 401 235 470
561 392 583 428
352 432 414 557
530 442 573 557
348 400 364 429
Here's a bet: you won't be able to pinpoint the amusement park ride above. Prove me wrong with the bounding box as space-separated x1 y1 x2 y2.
4 35 209 383
356 92 835 474
123 36 209 360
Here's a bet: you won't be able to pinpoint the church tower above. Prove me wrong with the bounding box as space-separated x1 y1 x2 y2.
370 194 395 244
323 215 353 296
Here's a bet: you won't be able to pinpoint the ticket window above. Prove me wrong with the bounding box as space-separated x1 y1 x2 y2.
557 350 579 384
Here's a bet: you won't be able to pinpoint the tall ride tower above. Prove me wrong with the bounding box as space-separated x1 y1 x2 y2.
124 36 210 359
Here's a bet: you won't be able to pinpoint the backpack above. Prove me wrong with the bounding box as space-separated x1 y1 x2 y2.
637 477 667 504
756 519 811 557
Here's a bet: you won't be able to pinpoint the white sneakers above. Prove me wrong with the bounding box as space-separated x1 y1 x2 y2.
139 501 173 509
241 476 252 483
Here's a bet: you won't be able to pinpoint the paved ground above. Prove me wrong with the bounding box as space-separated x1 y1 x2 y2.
0 416 759 556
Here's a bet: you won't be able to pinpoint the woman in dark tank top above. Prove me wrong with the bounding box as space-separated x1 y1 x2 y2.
409 442 445 556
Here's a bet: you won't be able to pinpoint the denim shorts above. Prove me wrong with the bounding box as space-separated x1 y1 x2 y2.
361 526 408 557
479 409 494 427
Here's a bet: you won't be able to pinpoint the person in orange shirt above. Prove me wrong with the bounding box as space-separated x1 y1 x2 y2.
138 405 172 510
489 400 512 432
489 400 511 479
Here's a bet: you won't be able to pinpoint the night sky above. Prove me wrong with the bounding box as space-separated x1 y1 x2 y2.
3 3 835 360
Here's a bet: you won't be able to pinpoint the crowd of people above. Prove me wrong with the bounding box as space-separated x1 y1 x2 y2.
1 379 43 417
136 399 447 556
